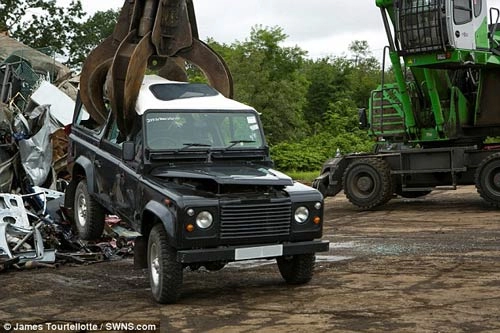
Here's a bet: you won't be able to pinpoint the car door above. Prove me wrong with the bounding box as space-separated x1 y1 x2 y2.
94 117 122 212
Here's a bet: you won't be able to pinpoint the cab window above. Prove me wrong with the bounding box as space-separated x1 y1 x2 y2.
474 0 481 17
454 0 473 25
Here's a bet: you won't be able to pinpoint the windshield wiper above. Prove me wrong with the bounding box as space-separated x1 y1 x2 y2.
225 140 256 150
180 143 212 151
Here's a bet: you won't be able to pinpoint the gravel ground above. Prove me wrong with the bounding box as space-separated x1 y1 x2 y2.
1 185 500 332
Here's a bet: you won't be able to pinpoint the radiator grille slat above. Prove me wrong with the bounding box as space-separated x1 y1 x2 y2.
220 201 291 239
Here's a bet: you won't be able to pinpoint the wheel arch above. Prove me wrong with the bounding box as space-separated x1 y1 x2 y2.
142 201 177 246
72 156 95 193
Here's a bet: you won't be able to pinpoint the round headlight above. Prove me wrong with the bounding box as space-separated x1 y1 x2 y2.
294 206 309 224
196 211 213 229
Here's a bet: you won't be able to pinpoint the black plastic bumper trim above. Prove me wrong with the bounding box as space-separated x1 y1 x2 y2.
176 240 330 263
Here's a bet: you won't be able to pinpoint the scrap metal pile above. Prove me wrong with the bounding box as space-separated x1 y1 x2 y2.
0 36 139 272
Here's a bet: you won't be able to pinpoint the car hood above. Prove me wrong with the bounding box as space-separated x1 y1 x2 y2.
150 164 294 186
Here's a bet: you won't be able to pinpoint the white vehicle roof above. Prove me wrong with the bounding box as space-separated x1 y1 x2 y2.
135 75 254 115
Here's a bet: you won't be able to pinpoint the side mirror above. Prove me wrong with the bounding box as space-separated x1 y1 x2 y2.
122 141 135 161
358 108 368 129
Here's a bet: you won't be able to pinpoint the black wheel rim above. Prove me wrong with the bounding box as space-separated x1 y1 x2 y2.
349 169 377 199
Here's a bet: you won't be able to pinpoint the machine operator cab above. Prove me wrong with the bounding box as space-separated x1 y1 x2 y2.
378 0 500 65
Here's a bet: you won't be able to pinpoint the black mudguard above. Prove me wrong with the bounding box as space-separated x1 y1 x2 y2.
313 156 349 198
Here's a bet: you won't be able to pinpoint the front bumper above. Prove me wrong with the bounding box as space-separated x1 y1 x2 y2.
176 240 330 264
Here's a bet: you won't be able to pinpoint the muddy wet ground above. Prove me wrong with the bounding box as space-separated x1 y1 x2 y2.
2 185 500 332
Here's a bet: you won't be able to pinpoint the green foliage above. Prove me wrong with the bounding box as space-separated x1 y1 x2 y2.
271 131 373 172
285 171 320 184
66 9 119 68
211 26 310 145
6 0 85 60
271 97 373 171
1 0 119 69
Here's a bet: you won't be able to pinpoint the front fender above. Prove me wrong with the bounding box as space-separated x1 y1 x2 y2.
314 156 348 197
143 200 176 245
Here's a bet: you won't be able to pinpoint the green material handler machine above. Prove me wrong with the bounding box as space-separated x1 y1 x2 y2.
314 0 500 209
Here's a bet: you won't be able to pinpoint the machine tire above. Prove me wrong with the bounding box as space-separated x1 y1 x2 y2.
396 190 432 198
73 179 105 240
277 253 315 284
342 158 392 209
475 153 500 207
148 224 183 304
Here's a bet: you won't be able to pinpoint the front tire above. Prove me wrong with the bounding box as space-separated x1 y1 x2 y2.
277 253 315 284
73 179 105 240
342 158 392 209
475 153 500 207
148 224 183 304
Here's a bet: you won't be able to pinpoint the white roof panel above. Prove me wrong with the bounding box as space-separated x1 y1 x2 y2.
135 75 253 115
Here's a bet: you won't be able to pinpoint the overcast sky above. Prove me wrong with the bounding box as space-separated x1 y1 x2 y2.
56 0 500 61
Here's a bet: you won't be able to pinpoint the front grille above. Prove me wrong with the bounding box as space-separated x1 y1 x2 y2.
220 201 291 239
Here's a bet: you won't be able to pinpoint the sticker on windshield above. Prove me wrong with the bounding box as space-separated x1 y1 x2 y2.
247 116 257 124
147 116 180 124
250 124 259 131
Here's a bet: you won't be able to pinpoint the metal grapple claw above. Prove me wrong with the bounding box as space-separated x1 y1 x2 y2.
79 0 233 137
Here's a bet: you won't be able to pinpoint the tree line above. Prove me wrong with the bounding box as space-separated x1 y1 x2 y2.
1 1 384 172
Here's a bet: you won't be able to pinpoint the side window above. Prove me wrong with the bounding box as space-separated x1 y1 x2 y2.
454 0 473 25
105 118 124 146
75 104 102 132
474 0 481 17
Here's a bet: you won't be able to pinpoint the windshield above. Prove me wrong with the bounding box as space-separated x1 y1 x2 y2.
144 110 265 150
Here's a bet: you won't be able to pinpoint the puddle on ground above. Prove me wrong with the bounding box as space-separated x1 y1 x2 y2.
316 255 354 262
226 255 353 270
329 241 358 249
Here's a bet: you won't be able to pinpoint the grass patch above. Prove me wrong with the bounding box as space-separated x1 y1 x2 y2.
285 170 320 184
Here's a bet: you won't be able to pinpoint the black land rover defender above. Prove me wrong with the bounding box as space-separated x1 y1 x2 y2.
65 75 329 303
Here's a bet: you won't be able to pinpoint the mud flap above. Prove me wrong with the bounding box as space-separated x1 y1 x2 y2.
313 156 349 198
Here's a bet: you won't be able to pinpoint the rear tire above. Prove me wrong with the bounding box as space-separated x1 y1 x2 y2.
148 224 183 304
475 153 500 207
277 254 315 284
342 158 392 209
64 178 77 223
73 179 105 240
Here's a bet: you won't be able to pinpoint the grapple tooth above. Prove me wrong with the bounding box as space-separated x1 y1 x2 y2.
158 57 188 82
109 31 154 136
79 36 116 125
152 0 193 57
178 39 233 98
